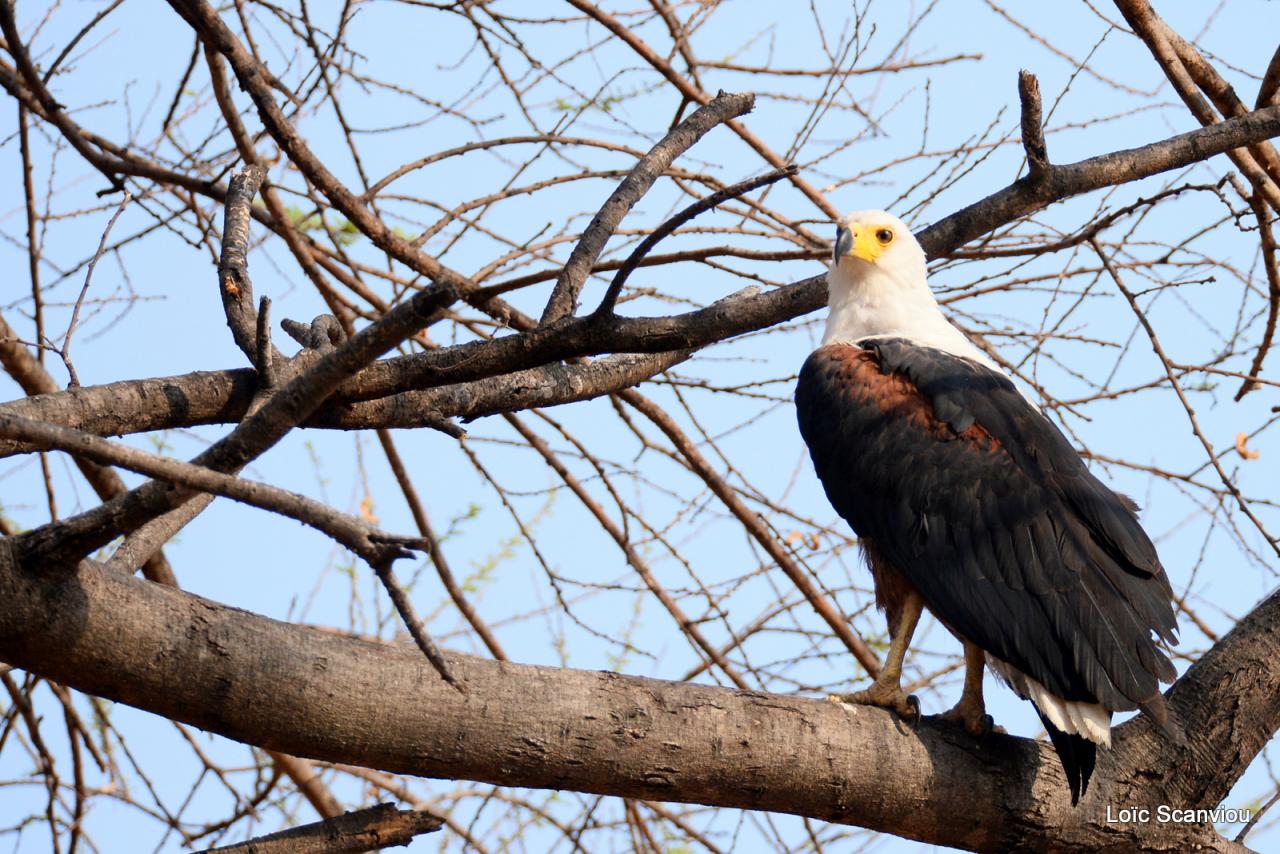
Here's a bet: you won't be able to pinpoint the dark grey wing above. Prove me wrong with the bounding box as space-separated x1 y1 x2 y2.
796 340 1177 710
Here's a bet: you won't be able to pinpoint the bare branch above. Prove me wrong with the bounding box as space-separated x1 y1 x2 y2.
1235 194 1280 400
206 803 442 853
1260 44 1280 109
595 165 798 316
60 191 131 387
9 280 457 565
1017 70 1049 181
218 164 269 363
0 551 1271 854
1113 0 1280 210
540 91 756 324
0 413 420 567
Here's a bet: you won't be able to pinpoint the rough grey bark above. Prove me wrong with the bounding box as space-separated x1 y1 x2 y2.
0 545 1270 854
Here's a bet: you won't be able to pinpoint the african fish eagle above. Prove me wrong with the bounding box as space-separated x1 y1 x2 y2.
795 210 1179 803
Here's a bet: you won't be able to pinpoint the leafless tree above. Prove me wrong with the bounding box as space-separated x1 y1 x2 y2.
1 1 1278 852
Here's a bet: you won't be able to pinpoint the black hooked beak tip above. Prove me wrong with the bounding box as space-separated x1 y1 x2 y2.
833 225 853 264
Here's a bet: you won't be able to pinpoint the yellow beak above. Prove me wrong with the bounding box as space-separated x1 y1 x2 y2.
834 224 889 264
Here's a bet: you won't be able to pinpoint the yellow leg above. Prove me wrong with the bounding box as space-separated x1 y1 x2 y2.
828 592 922 720
940 641 1001 736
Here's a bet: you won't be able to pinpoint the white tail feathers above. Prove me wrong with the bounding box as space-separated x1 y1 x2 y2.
987 658 1112 746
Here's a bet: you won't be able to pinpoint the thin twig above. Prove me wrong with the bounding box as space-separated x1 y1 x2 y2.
1235 192 1279 400
617 389 882 679
1235 787 1280 843
256 296 276 390
375 429 507 660
1091 239 1280 559
61 191 131 387
595 165 798 316
540 90 756 324
370 561 463 691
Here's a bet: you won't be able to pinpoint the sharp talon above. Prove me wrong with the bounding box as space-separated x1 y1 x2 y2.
940 700 998 737
826 685 920 728
905 694 920 727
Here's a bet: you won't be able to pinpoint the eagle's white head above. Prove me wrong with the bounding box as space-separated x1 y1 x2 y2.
830 210 926 287
823 209 992 366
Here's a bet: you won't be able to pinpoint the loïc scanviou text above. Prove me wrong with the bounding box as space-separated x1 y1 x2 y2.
1105 804 1254 824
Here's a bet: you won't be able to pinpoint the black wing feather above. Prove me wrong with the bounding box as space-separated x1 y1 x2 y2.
796 339 1177 710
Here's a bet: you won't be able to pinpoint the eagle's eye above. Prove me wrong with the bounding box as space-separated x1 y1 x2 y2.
875 228 894 245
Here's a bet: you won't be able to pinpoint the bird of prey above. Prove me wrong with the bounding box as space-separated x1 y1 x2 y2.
795 210 1179 803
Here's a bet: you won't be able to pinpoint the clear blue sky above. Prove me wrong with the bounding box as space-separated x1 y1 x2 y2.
1 1 1277 851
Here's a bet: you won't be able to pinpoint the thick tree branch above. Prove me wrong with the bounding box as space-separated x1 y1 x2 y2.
1113 0 1280 210
0 548 1268 853
920 101 1280 257
4 98 1280 455
8 281 457 564
0 351 694 458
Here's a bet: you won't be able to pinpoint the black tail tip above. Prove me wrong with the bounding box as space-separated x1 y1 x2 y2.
1036 711 1097 806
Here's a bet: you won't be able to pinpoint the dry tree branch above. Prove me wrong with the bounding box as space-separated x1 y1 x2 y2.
217 164 271 363
1235 192 1280 401
0 414 424 568
205 803 443 854
1113 0 1280 210
0 98 1276 464
595 165 799 316
0 351 695 459
541 90 757 324
5 6 1280 848
0 550 1273 854
9 278 457 565
1017 70 1049 181
1091 239 1280 559
56 191 131 388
